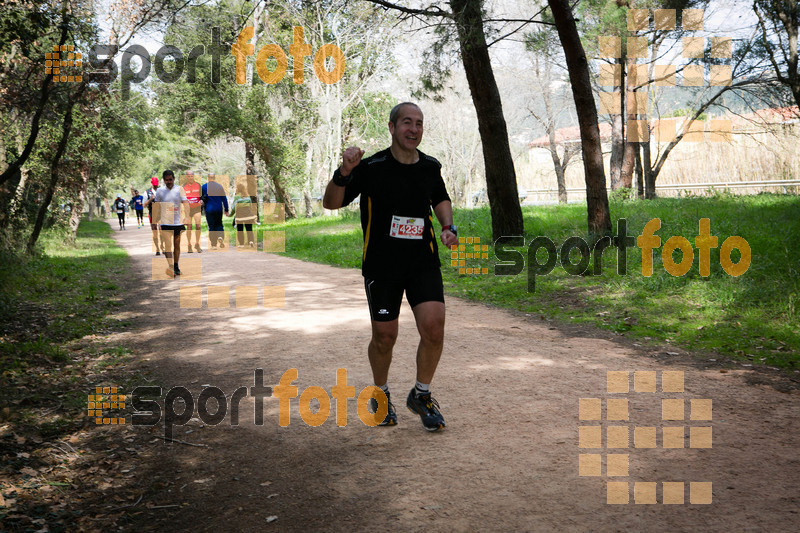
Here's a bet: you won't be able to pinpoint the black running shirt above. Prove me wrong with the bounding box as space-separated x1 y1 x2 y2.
340 148 451 280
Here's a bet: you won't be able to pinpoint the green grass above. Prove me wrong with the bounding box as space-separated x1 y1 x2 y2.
278 193 800 369
0 220 131 366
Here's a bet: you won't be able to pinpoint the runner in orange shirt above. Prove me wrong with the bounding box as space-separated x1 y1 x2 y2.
183 170 203 253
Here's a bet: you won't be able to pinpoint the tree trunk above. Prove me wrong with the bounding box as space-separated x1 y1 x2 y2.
27 99 78 253
609 55 624 190
450 0 523 240
548 0 611 235
303 144 314 217
303 190 313 217
554 157 567 204
69 163 91 240
0 9 69 187
642 140 655 199
621 140 636 189
270 169 297 219
252 143 297 219
620 54 638 189
541 60 568 204
4 120 29 226
634 145 643 199
245 142 257 175
610 113 624 189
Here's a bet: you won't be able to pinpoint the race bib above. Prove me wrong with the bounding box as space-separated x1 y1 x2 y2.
389 215 424 239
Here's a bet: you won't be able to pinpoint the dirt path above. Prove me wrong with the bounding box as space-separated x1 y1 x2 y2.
105 222 799 532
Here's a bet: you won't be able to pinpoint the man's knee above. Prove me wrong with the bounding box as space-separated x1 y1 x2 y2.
371 324 398 351
416 304 445 345
420 317 445 345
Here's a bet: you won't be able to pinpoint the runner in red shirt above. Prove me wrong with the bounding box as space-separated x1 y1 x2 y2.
183 171 203 253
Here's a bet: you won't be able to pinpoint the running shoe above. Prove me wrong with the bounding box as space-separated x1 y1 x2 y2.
368 391 397 426
195 244 202 253
218 237 225 248
187 247 193 253
156 251 161 256
173 264 181 276
406 388 445 431
165 266 174 278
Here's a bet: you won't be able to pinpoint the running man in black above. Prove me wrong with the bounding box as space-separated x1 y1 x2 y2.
323 102 458 431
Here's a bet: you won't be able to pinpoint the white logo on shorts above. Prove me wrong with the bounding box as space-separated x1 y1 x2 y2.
378 309 389 315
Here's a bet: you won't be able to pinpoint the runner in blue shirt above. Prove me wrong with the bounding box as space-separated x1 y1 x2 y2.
201 175 229 249
132 190 144 228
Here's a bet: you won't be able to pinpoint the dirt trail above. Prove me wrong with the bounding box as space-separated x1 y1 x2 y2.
105 222 799 532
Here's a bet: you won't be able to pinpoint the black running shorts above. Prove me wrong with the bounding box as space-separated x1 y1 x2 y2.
364 269 444 322
160 224 186 236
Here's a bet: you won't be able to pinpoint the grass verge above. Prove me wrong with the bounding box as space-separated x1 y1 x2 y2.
277 193 800 369
0 220 156 531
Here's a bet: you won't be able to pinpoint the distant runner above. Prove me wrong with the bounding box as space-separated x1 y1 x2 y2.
145 178 162 255
229 180 257 248
183 171 202 253
322 102 457 432
201 174 229 249
132 190 144 228
113 194 127 230
144 170 188 277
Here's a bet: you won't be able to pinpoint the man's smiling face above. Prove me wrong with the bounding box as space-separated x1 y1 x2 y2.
389 104 423 152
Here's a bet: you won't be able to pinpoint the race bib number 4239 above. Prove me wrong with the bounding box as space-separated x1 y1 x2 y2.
389 216 425 239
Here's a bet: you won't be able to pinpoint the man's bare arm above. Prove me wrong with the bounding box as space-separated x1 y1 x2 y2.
433 200 458 247
322 147 364 210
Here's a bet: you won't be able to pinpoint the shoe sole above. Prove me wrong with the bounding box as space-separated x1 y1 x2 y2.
406 405 445 432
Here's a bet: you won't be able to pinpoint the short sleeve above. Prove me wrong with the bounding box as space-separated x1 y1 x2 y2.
430 166 450 208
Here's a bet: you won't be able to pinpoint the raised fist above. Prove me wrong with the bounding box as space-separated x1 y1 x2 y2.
341 146 365 175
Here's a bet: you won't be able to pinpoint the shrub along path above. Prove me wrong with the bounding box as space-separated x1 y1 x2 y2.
101 221 799 531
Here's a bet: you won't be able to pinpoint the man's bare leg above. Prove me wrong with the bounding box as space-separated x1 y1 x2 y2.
411 301 445 384
368 319 398 386
193 212 202 251
185 217 194 251
406 300 446 431
173 232 181 268
367 318 399 426
151 223 162 254
161 231 173 273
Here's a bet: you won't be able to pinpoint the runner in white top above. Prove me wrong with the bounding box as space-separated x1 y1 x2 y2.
144 169 188 277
